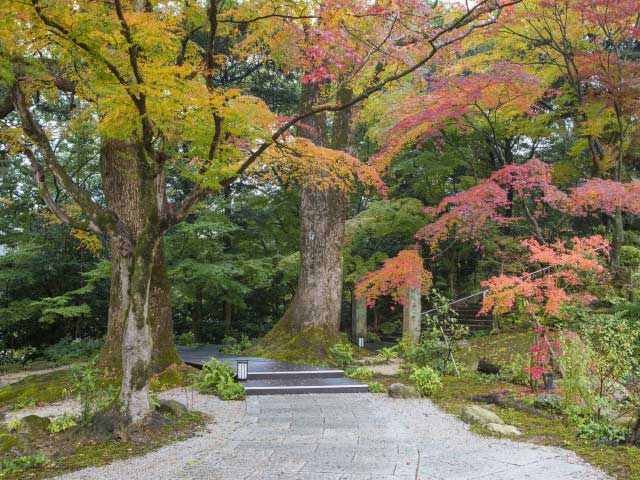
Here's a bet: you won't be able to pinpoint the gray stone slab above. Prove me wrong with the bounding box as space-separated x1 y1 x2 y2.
51 392 609 480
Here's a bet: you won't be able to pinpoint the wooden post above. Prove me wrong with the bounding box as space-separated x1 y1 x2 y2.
352 295 367 341
403 284 422 342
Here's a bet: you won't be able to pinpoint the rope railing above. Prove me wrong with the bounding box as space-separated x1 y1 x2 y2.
422 245 609 316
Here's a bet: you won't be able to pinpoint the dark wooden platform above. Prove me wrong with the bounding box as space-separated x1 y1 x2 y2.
177 345 369 395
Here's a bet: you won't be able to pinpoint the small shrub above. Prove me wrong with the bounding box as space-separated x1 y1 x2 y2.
220 335 251 355
377 347 398 363
366 332 381 343
328 343 354 367
577 421 629 444
10 394 36 411
44 337 102 363
67 361 117 423
194 359 246 400
345 368 375 380
499 354 529 385
367 381 386 393
403 341 433 368
0 454 49 475
620 245 640 268
1 347 39 366
175 332 196 346
48 413 78 433
379 320 401 338
6 419 20 432
559 335 593 408
408 366 442 396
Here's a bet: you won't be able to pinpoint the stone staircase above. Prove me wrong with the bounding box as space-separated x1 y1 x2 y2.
178 345 369 395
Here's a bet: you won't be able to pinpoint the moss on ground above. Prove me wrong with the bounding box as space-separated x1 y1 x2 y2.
0 371 72 409
432 376 640 480
0 362 203 479
0 362 196 413
458 331 534 367
245 320 340 365
4 411 206 480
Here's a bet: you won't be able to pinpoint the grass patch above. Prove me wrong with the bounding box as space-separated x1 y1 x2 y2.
432 376 640 480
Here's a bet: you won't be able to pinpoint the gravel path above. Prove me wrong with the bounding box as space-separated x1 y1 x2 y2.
5 398 80 424
48 391 608 480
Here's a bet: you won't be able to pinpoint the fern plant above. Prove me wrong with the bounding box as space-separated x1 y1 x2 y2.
195 359 246 400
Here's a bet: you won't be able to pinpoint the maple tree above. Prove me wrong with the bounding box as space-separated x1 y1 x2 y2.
494 0 640 263
479 235 609 318
355 249 433 307
368 61 550 172
0 0 519 423
479 235 610 389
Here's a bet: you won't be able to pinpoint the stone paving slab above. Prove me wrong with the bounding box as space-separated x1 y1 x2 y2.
51 392 610 480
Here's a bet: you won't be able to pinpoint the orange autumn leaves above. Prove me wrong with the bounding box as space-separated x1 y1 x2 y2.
355 249 432 307
480 236 610 318
255 137 387 197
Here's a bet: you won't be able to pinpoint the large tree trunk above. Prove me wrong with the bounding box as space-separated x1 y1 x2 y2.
97 141 179 373
248 85 354 360
249 187 346 359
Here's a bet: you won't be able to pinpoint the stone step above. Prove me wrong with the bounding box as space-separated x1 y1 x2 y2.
247 369 345 380
243 377 369 395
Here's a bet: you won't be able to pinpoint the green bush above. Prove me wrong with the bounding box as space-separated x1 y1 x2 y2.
194 359 246 400
559 335 594 409
220 335 251 355
0 347 39 366
0 454 49 475
499 354 529 385
367 381 386 393
408 366 442 396
401 340 433 367
44 337 102 363
577 421 629 444
328 343 354 367
621 245 640 268
379 320 401 337
175 332 196 346
366 332 381 343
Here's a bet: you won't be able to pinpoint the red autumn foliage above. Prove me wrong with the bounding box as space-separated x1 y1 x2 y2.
568 179 640 217
416 159 568 249
415 159 640 251
355 249 433 307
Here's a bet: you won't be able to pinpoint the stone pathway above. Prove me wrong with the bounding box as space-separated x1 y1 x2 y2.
51 392 608 480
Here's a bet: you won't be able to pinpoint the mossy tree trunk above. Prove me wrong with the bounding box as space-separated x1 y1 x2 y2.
97 140 176 423
98 141 179 373
251 84 355 360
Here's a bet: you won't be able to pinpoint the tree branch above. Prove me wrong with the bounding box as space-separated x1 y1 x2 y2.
23 148 103 235
166 0 521 227
10 81 131 246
